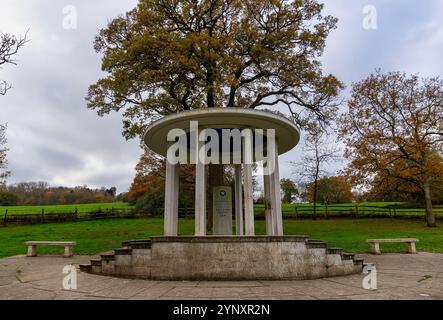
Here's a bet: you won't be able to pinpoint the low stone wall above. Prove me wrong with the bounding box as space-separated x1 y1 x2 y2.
82 236 363 281
146 237 361 280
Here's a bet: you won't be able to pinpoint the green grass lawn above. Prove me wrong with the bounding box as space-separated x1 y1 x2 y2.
0 218 442 258
0 202 133 216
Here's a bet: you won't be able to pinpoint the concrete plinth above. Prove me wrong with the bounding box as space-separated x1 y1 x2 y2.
84 237 364 281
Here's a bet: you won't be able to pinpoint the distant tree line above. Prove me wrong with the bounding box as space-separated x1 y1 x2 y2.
0 182 117 206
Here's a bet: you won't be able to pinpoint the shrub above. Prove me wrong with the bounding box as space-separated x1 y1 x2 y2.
0 191 19 206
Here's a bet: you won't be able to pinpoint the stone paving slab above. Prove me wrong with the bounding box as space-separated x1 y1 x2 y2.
0 253 442 300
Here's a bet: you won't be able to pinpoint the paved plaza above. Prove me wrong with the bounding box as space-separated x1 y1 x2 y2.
0 252 442 300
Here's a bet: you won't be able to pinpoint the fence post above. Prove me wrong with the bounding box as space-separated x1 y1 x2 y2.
324 205 328 219
4 209 7 225
295 206 299 220
355 205 359 218
41 208 45 222
74 208 78 221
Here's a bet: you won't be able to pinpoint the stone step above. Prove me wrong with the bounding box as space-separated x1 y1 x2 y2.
79 264 92 273
341 253 356 261
101 258 116 275
327 248 344 255
90 259 103 274
306 240 327 249
354 258 364 266
122 239 152 250
101 254 116 261
363 262 376 268
90 259 102 267
114 248 133 256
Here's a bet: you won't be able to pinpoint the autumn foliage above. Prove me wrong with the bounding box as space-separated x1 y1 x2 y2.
87 0 343 140
340 71 443 227
127 150 196 212
303 175 353 204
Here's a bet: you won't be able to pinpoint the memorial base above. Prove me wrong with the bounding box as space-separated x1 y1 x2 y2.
80 237 364 280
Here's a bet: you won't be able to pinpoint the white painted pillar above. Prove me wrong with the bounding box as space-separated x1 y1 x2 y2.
263 170 275 236
234 164 244 236
243 130 255 236
268 138 283 236
195 137 206 236
164 162 179 236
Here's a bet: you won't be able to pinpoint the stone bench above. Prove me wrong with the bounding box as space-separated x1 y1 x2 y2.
367 238 418 255
25 241 76 257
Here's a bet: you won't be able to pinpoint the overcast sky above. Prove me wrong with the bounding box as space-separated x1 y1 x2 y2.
1 0 443 193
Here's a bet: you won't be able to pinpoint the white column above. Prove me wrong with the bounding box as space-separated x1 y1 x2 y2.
164 162 179 236
268 138 283 236
234 164 244 236
195 137 206 236
243 130 255 236
263 170 275 236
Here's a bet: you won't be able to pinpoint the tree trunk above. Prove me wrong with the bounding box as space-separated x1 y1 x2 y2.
424 181 436 227
313 178 318 220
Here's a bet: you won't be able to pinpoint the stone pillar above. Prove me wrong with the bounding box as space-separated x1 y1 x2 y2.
243 130 255 236
195 138 206 236
64 245 73 257
268 137 283 236
234 164 244 236
263 169 275 236
164 162 179 236
27 245 37 257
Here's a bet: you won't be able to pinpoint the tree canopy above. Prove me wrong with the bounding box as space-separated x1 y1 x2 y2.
87 0 342 139
0 124 9 186
0 32 27 96
280 178 298 203
127 150 196 211
303 175 353 204
340 71 443 227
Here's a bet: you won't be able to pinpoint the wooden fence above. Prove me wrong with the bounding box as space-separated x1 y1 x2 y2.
2 204 442 226
1 208 141 226
277 204 442 220
165 205 442 221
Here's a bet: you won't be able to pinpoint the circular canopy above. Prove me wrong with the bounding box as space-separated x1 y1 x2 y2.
144 108 300 157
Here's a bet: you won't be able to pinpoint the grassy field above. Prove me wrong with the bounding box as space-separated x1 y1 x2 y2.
2 201 443 217
0 217 442 258
0 202 133 216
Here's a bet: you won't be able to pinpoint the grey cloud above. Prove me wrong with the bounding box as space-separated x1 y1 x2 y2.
1 0 442 192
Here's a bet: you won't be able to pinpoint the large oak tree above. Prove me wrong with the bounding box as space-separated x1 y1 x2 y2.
87 0 342 225
340 71 443 227
87 0 342 138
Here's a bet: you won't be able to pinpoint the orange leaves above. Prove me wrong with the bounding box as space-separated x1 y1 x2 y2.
340 71 443 198
304 175 353 204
